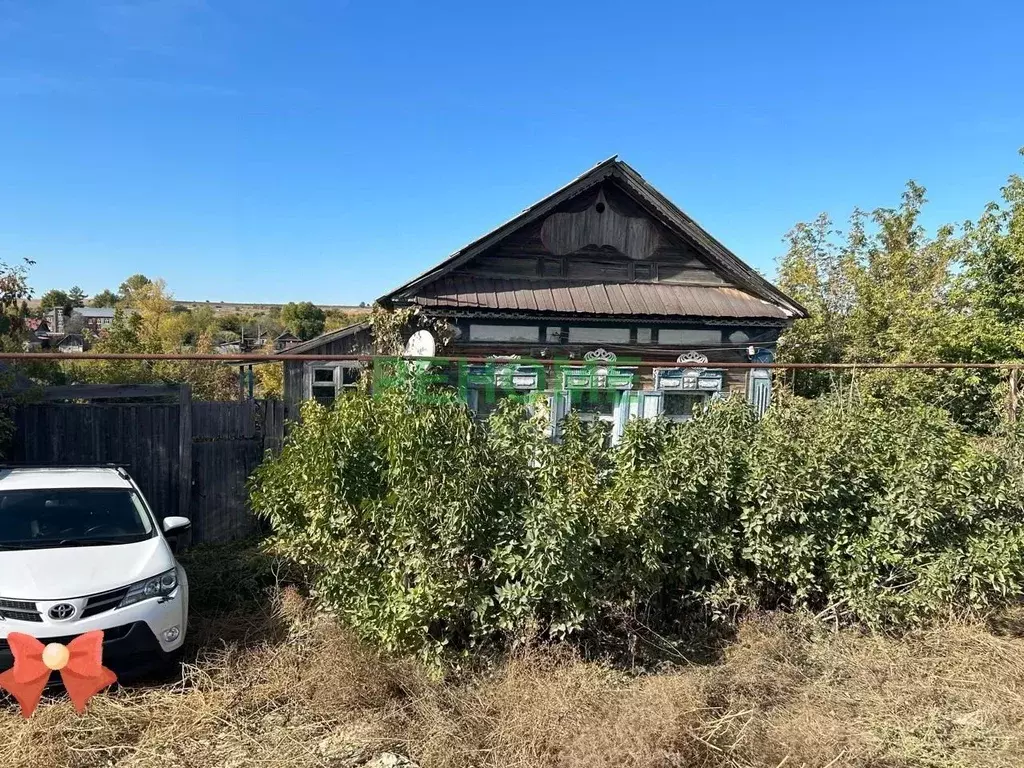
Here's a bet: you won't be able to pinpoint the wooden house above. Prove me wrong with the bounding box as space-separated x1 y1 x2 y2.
273 331 303 352
281 321 372 413
54 333 87 354
280 157 806 432
24 319 51 351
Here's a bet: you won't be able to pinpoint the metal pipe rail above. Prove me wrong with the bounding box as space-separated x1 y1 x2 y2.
0 352 1021 370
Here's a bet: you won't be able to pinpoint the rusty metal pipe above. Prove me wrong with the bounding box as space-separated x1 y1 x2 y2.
0 352 1018 370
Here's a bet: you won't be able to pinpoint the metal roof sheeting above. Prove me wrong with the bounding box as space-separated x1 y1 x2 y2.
408 275 790 320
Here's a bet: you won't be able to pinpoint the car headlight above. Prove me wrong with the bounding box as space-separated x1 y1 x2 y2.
118 569 178 608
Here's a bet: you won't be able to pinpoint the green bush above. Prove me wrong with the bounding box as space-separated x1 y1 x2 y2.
250 387 1024 659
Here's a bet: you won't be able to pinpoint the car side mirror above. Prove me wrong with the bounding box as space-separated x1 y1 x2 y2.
162 516 192 552
163 516 191 534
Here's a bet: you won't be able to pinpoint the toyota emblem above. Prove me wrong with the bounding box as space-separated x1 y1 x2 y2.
48 603 76 621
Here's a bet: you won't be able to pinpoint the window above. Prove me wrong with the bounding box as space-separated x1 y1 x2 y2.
636 328 652 344
568 327 630 344
468 324 540 342
656 329 722 346
728 330 750 344
570 390 618 422
663 392 706 420
312 367 337 406
545 326 564 343
0 489 155 550
633 263 653 280
310 364 360 406
472 389 523 419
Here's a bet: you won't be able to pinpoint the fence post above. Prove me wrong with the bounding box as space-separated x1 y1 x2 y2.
177 384 193 521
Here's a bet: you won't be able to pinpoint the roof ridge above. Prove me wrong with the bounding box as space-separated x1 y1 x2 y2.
378 158 806 319
276 320 370 355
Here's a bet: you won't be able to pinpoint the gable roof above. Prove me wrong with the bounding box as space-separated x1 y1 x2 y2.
378 157 807 320
73 307 116 318
55 333 85 346
276 321 370 355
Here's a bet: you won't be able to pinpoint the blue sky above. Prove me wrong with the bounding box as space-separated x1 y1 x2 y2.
1 0 1022 305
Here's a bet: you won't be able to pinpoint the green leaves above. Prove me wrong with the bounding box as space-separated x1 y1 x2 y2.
280 301 327 340
777 160 1024 433
250 388 1024 659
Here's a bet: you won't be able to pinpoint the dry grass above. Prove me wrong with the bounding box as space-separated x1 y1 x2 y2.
3 587 1023 767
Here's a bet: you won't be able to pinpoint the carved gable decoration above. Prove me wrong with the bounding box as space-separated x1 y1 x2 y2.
540 189 661 260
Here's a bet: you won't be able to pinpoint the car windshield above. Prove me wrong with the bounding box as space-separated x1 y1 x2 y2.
0 488 155 549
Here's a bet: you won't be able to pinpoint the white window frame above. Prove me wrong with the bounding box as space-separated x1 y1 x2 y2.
307 362 362 405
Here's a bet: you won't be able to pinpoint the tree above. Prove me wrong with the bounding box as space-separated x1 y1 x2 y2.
774 212 857 396
255 341 284 398
89 289 119 308
955 156 1024 354
118 274 153 307
64 312 86 334
0 259 33 347
776 177 1013 431
280 301 326 340
39 289 71 315
71 292 237 400
67 309 153 388
67 285 86 309
323 309 355 333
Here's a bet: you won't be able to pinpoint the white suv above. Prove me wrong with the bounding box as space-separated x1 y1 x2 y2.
0 466 190 678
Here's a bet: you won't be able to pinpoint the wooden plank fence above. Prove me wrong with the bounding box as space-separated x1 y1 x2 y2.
9 389 286 545
189 400 285 544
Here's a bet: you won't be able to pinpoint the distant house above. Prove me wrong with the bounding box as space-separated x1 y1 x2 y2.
74 307 116 334
279 158 807 432
214 333 275 355
54 333 86 354
273 332 302 352
44 307 116 335
214 340 243 356
24 319 51 351
279 322 372 413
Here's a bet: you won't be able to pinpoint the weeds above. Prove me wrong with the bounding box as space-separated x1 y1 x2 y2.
3 579 1022 767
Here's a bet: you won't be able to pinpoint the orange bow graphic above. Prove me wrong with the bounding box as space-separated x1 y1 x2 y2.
0 631 117 718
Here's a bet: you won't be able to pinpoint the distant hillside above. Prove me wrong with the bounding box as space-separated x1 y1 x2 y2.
26 298 370 315
174 300 369 316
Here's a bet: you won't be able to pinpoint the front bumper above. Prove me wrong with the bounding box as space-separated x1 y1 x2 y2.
0 620 173 679
0 586 187 677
